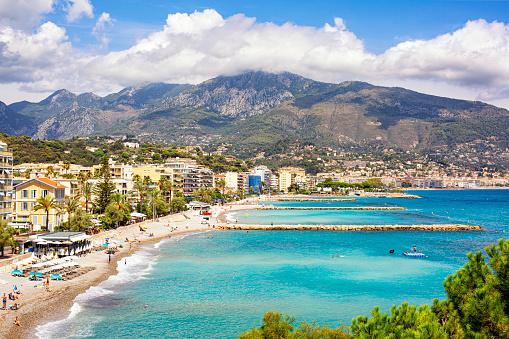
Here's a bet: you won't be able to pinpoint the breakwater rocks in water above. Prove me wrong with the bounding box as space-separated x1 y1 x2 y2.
217 224 482 231
257 206 407 211
273 198 357 202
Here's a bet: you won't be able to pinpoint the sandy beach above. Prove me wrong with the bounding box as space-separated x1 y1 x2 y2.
0 203 256 339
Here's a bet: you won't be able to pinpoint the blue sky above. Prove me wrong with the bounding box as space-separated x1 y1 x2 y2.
1 0 509 108
53 0 509 53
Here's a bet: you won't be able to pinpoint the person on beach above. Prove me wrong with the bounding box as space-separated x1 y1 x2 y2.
13 316 21 327
3 293 6 309
125 259 127 265
109 254 111 263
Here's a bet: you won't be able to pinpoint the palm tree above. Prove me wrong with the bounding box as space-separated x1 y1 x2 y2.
112 192 127 210
133 179 146 213
63 161 71 175
46 166 55 179
24 168 32 180
61 196 80 231
80 181 93 214
146 189 160 220
33 195 60 231
158 176 169 202
191 189 200 201
217 179 226 205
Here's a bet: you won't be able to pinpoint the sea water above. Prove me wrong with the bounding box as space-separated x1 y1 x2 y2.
36 190 509 338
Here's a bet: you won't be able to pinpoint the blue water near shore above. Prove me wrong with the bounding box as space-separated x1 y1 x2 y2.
36 190 509 338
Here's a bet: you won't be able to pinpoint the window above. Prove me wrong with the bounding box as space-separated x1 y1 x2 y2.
21 202 29 211
30 202 35 210
21 216 28 222
42 189 49 197
31 190 37 199
55 189 64 198
21 189 29 198
32 215 38 225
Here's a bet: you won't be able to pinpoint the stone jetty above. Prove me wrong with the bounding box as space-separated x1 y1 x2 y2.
257 206 407 211
217 224 482 231
273 198 357 202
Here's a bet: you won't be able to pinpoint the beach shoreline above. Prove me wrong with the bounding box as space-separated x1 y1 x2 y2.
0 207 229 339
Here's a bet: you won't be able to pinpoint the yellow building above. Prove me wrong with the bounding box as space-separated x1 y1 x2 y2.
278 167 305 192
0 140 13 221
14 177 66 231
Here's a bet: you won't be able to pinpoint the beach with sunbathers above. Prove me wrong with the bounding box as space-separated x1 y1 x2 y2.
0 203 256 339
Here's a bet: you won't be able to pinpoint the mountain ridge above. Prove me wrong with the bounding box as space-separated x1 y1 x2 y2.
1 72 508 160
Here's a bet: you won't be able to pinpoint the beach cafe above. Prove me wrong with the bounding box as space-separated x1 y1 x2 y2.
14 231 92 257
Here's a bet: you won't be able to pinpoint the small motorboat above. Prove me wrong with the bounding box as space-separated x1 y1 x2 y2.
405 252 425 257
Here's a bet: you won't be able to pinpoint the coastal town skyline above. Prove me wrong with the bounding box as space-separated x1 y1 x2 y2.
1 0 509 110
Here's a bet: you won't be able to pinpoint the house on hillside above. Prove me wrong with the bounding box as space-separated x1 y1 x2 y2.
13 177 67 231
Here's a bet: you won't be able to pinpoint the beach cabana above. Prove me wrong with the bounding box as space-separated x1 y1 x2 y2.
28 231 92 257
11 270 23 276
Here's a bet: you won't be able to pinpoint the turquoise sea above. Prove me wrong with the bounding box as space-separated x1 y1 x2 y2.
36 190 509 338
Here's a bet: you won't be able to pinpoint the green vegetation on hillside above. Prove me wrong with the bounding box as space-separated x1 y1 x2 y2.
1 133 101 166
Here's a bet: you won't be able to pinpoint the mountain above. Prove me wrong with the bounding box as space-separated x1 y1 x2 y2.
2 72 509 156
7 83 190 140
0 101 35 136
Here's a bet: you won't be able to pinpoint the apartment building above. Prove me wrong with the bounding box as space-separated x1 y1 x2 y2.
278 167 305 192
14 177 67 231
161 163 213 197
224 172 248 192
0 141 13 221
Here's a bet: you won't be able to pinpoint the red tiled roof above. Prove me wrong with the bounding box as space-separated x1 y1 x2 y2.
36 177 66 188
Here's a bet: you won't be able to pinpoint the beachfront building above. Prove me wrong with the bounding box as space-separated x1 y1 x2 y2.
161 162 213 197
0 140 13 221
13 178 67 231
248 174 262 193
278 167 305 192
253 166 272 184
224 171 247 192
14 231 92 256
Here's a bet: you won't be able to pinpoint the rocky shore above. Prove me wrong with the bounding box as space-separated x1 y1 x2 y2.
217 223 482 231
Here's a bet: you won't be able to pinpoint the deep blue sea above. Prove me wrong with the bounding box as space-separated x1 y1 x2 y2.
36 190 509 338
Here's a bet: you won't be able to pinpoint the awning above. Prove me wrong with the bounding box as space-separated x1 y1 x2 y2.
131 212 146 217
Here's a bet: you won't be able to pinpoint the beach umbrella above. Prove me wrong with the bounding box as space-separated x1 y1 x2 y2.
11 270 23 276
62 241 73 245
50 274 62 280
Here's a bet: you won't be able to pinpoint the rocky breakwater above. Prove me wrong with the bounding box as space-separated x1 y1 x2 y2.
256 207 407 210
362 192 420 199
273 198 357 202
217 224 483 231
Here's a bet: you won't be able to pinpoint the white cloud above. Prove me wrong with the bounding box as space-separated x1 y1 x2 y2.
65 0 93 23
0 0 55 30
0 22 72 84
375 19 509 88
92 12 115 47
1 9 509 109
